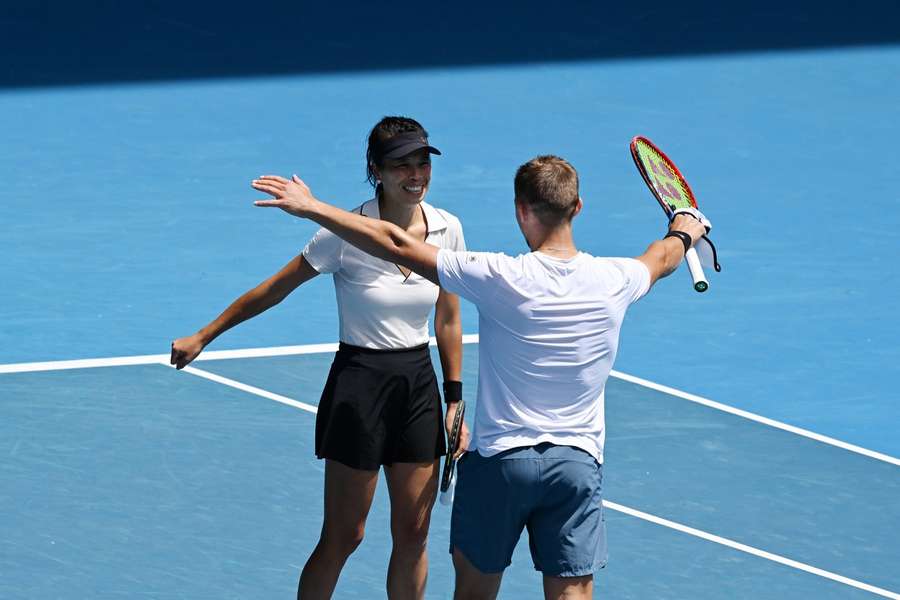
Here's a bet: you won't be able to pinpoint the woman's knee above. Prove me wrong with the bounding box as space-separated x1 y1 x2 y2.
391 517 430 550
322 524 366 557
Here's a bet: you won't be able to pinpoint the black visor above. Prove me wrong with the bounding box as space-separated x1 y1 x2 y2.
379 132 442 160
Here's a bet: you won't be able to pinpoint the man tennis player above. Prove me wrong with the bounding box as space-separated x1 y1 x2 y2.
252 155 707 600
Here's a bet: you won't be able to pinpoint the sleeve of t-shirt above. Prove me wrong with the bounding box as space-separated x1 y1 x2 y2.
609 257 652 304
301 227 343 274
436 249 503 305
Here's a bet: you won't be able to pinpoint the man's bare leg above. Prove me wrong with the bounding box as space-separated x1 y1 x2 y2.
451 547 503 600
543 574 593 600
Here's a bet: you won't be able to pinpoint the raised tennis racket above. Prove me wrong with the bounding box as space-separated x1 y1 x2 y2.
439 399 465 506
630 136 709 292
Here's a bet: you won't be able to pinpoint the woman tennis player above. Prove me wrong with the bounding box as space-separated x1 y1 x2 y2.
170 116 470 599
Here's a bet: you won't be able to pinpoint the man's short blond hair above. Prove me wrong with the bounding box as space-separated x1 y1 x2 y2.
514 155 580 225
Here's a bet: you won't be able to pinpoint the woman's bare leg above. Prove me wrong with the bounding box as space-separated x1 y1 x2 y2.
383 460 439 600
297 460 379 600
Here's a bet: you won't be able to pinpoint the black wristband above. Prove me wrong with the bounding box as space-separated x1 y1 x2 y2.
664 230 692 255
442 380 462 404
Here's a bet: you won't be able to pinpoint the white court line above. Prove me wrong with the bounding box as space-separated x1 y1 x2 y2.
175 364 317 414
158 364 900 599
0 344 342 374
1 333 898 468
608 369 900 468
604 500 900 599
0 335 478 375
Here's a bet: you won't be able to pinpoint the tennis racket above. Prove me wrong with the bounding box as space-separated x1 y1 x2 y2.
630 135 709 292
439 399 466 506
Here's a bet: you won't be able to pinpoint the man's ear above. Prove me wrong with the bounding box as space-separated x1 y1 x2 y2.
572 197 584 218
515 197 528 224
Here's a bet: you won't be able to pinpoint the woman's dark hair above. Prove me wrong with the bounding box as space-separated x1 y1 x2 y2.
365 116 429 196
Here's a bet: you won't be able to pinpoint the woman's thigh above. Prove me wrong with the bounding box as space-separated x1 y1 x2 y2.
383 460 439 539
321 459 380 539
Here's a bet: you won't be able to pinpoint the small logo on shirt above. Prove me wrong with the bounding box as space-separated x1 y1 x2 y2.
467 254 478 263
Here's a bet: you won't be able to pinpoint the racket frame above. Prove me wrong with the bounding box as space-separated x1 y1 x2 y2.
630 135 708 293
440 399 466 498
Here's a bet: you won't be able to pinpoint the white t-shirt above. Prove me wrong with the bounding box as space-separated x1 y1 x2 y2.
436 250 651 463
304 199 466 349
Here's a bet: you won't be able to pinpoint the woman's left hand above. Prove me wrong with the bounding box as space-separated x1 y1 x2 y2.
252 174 318 217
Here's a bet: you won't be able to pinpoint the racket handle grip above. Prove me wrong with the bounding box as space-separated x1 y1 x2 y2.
685 247 709 293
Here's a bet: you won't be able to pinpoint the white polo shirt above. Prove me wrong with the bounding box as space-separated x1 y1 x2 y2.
436 250 651 463
303 198 466 349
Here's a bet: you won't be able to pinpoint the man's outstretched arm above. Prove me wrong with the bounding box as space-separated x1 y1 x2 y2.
252 175 440 284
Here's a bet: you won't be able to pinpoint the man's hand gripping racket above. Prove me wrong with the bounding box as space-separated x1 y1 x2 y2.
439 400 467 506
630 136 721 292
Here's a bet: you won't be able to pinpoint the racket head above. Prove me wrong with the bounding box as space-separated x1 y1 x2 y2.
440 400 466 493
630 136 699 219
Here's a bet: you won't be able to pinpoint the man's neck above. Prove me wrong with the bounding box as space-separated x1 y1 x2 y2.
532 228 578 259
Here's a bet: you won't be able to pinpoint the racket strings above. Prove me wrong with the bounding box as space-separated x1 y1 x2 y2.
635 143 695 210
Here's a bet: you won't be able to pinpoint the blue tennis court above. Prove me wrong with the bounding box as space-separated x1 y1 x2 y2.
3 2 899 598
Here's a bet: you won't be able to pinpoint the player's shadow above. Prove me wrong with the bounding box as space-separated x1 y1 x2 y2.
4 0 899 89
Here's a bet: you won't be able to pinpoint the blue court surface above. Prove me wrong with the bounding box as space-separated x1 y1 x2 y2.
3 2 899 598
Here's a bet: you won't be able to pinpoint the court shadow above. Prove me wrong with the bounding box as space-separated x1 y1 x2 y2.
3 0 899 88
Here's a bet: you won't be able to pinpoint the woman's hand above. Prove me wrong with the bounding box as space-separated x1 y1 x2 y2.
252 175 318 218
170 333 205 370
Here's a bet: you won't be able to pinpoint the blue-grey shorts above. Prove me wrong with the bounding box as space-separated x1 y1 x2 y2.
449 443 607 577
